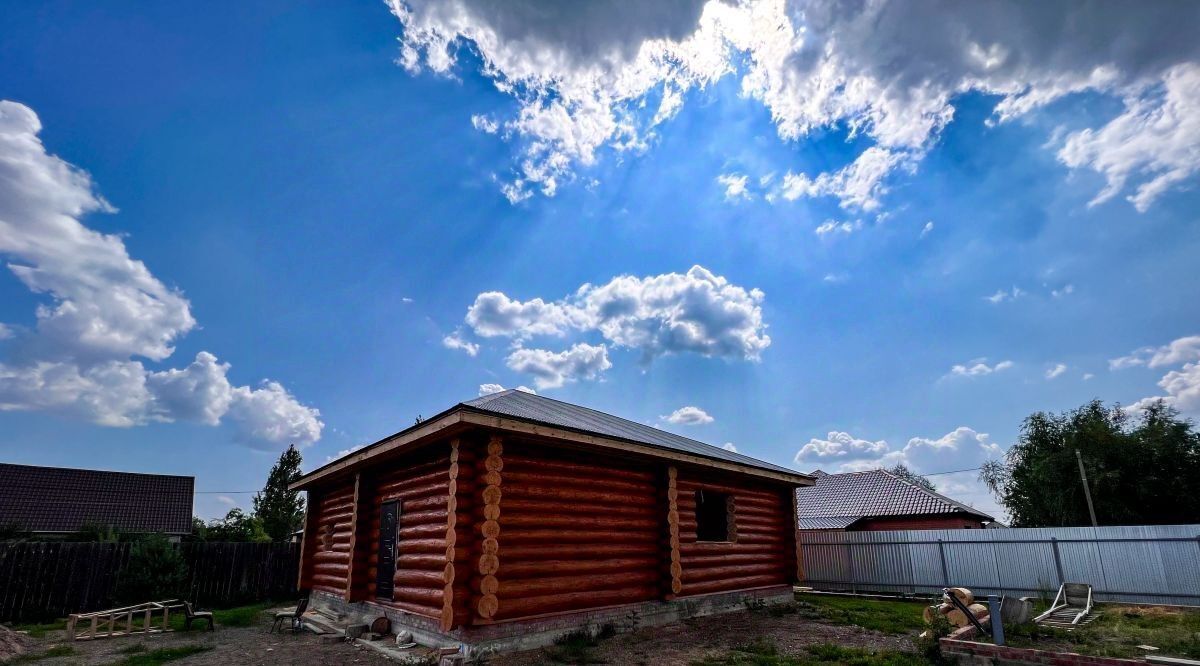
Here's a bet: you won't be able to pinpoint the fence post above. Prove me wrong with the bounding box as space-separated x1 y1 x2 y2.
938 539 950 587
847 539 857 593
1050 537 1064 586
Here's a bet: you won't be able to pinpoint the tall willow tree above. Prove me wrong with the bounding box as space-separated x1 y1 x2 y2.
980 400 1200 527
253 444 306 542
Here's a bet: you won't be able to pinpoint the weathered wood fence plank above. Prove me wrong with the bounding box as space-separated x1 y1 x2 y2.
0 542 299 623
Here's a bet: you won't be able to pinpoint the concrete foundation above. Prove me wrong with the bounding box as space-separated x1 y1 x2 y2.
310 585 794 658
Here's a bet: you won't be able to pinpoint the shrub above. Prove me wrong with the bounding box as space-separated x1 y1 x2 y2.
115 534 187 605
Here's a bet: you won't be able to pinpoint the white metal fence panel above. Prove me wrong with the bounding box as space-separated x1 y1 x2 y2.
799 524 1200 605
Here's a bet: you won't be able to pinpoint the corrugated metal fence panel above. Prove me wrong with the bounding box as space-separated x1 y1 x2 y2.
799 524 1200 606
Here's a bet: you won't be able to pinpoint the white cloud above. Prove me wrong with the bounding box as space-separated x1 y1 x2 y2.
814 219 863 237
504 343 611 389
716 173 750 200
1045 363 1068 380
822 273 848 284
478 383 535 396
907 427 1001 457
949 358 1014 378
471 114 500 134
1083 373 1095 381
391 0 1200 211
985 286 1024 304
1058 64 1200 212
0 101 322 449
919 221 934 238
1111 335 1200 370
721 442 737 452
216 495 237 507
0 323 12 340
795 431 889 462
464 266 770 365
662 405 714 425
326 442 366 463
442 329 480 356
1051 284 1075 299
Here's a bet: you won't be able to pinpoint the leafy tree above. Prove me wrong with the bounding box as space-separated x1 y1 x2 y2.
0 522 32 542
115 534 187 604
252 444 306 541
980 399 1200 527
204 508 270 543
886 463 936 492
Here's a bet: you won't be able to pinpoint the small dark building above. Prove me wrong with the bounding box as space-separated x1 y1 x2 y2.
0 463 194 538
795 469 994 531
291 390 813 652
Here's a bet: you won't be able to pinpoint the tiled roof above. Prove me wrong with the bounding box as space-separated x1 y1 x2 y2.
797 516 859 530
462 390 804 478
0 463 194 534
795 468 992 528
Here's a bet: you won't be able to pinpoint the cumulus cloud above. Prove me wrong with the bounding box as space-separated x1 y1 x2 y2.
442 329 480 356
1051 284 1075 299
1045 363 1068 380
504 343 611 389
721 442 737 452
0 101 322 449
1110 335 1200 370
662 405 714 425
464 266 770 364
794 431 889 462
390 0 1200 211
920 221 934 238
1122 335 1200 418
716 173 750 200
796 426 1001 478
948 358 1013 378
478 383 535 396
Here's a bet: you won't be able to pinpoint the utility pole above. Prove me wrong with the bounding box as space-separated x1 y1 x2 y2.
1075 449 1099 527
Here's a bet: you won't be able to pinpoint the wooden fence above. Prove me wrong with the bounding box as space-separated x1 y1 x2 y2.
0 542 299 623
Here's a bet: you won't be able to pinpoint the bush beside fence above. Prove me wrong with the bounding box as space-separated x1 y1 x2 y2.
0 541 299 623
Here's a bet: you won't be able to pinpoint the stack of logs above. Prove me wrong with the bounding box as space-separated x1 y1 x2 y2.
923 587 988 628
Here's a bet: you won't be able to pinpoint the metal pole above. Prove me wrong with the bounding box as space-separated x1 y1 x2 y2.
938 539 951 587
987 595 1005 646
1050 537 1064 586
1075 449 1099 527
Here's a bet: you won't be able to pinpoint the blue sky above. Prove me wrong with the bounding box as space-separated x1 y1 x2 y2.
2 1 1199 521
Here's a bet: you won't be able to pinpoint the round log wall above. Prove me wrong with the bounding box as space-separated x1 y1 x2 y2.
675 472 790 596
482 441 661 621
307 480 356 595
365 446 454 619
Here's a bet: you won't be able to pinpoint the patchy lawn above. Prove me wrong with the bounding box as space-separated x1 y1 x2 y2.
1005 604 1200 660
692 641 929 666
793 594 927 634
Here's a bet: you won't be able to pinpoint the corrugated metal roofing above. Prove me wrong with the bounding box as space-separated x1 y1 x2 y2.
797 516 860 530
795 468 992 528
463 389 802 477
0 463 194 534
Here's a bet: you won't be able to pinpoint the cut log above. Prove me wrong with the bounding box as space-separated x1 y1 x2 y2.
944 587 974 606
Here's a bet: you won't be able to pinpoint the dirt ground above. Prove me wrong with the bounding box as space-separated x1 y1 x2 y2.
11 603 915 665
491 607 917 666
8 608 398 666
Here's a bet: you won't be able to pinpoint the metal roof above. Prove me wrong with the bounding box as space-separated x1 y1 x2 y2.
463 389 803 478
795 468 993 528
797 516 860 530
0 463 194 534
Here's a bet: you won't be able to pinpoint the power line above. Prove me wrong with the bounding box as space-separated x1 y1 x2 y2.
194 490 258 494
922 466 984 477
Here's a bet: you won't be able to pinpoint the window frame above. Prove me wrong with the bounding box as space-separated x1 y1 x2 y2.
694 488 737 543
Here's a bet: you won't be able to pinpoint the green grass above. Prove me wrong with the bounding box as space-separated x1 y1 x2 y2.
1006 604 1200 659
793 593 927 634
111 645 213 666
9 645 76 663
540 624 617 664
8 619 68 638
691 641 928 666
169 601 272 630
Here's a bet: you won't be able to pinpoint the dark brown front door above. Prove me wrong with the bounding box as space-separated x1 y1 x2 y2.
376 500 399 599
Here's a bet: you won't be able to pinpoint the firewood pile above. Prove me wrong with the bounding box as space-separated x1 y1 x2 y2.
923 587 988 628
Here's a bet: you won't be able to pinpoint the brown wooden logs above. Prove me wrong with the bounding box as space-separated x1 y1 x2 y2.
441 439 460 632
680 574 782 596
475 436 503 620
500 543 659 561
475 571 659 598
493 586 657 619
500 557 659 580
666 466 683 596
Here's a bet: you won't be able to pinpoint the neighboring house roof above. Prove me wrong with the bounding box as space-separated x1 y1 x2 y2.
0 463 194 535
296 390 812 489
462 390 799 476
795 468 993 529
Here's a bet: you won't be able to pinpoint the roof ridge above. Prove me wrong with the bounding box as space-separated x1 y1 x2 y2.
0 462 194 481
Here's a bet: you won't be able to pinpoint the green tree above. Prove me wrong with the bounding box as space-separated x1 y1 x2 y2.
71 521 120 542
980 399 1200 527
115 534 187 604
886 463 936 492
252 444 306 541
204 508 271 543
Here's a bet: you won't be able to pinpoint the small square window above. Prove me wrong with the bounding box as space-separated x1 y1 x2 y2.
695 490 734 542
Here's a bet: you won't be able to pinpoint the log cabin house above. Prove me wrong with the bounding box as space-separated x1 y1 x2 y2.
290 390 813 651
